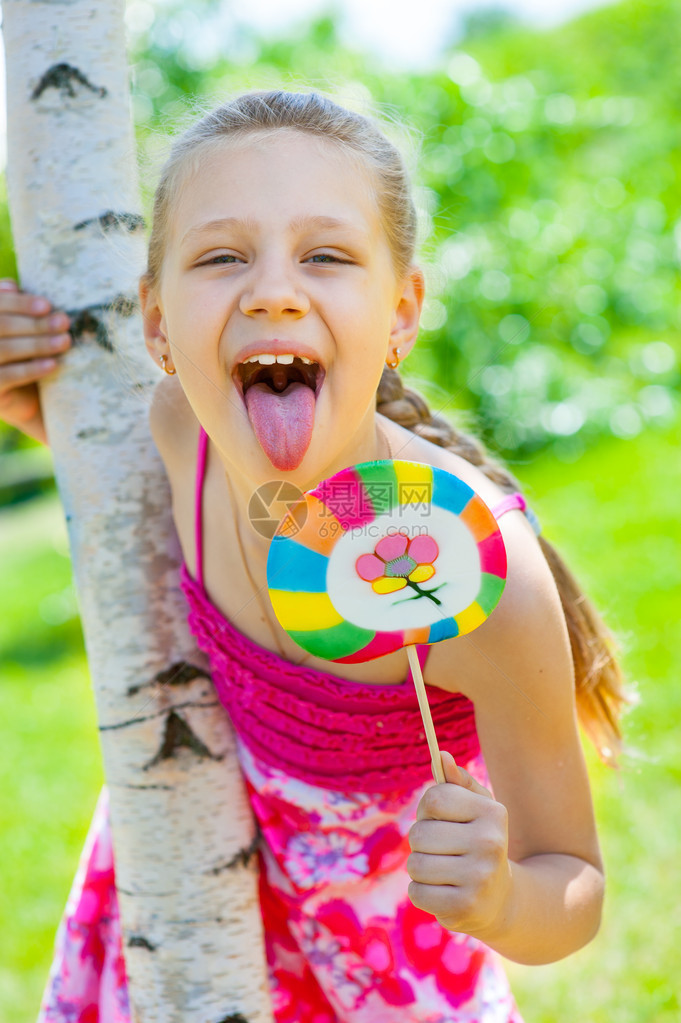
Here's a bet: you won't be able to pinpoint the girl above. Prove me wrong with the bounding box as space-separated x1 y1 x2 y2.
0 90 626 1022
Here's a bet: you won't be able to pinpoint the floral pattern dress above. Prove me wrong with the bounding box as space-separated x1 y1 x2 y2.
242 743 522 1022
39 750 521 1023
38 425 525 1022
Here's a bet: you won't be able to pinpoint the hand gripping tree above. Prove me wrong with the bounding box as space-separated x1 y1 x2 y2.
2 1 271 1019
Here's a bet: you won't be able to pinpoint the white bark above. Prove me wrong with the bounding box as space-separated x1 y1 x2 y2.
2 2 271 1019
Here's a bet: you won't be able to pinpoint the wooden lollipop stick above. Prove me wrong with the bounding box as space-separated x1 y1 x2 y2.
407 645 447 784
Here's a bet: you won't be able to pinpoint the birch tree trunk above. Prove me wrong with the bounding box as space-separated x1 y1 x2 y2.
2 2 271 1019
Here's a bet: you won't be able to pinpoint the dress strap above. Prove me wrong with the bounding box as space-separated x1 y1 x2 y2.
194 425 209 590
491 491 541 536
491 492 527 518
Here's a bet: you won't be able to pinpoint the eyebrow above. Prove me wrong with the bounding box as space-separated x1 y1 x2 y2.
181 214 360 245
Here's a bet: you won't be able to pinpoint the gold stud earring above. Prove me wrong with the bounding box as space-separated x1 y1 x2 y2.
159 354 176 375
386 347 402 370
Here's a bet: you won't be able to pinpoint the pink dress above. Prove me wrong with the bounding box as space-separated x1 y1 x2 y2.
39 427 529 1023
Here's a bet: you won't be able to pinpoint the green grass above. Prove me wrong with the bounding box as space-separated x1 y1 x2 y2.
0 497 103 1022
507 418 681 1021
0 416 679 1021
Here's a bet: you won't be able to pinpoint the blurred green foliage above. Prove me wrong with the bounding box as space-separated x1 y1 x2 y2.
1 0 679 467
120 0 681 458
2 5 680 1017
0 178 17 281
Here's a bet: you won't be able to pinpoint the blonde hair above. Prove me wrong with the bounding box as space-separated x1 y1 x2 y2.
143 89 628 763
143 89 417 289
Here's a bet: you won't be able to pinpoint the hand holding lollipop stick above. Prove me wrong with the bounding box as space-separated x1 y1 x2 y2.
266 460 508 786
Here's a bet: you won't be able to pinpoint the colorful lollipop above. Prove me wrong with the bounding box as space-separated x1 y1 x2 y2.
266 460 507 782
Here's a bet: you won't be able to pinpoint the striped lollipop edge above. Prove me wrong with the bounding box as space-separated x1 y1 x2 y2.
267 460 507 661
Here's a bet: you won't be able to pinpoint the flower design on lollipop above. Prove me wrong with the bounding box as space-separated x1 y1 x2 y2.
267 458 509 784
355 532 445 606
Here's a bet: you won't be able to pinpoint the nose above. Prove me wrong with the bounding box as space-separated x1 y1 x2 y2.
240 255 310 319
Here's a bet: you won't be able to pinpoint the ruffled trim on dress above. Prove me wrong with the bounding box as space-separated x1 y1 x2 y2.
180 564 480 794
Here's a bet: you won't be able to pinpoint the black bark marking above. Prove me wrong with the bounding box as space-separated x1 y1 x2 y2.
66 295 139 352
110 294 138 317
128 660 206 697
216 1015 250 1023
76 426 107 440
145 710 217 769
127 934 157 951
68 307 111 350
113 782 173 790
31 62 107 101
116 886 177 898
228 830 261 869
99 699 220 732
209 830 261 874
74 211 146 233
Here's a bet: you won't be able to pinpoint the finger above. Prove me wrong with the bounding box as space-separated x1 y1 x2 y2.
417 784 477 823
0 309 70 338
0 286 54 316
0 356 59 390
441 751 493 798
408 880 464 919
407 850 474 886
0 278 47 308
0 327 71 368
0 332 71 366
409 818 469 855
416 778 494 823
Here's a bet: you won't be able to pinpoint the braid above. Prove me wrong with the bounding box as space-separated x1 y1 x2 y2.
377 366 521 491
377 366 628 765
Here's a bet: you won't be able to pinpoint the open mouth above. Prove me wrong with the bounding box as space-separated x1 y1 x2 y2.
236 357 325 399
233 353 325 470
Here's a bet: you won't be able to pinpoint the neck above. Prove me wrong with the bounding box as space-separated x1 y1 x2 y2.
217 410 393 571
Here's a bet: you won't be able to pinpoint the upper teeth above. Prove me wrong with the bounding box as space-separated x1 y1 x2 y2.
243 353 313 365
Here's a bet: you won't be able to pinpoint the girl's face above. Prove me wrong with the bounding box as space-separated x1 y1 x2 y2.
143 130 423 487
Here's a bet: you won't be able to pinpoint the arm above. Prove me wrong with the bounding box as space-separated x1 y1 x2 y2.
0 280 71 444
408 511 604 964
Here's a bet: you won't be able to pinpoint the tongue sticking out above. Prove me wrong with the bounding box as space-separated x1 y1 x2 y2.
244 380 316 471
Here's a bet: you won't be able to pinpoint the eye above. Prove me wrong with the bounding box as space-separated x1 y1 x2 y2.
306 252 353 265
197 253 243 266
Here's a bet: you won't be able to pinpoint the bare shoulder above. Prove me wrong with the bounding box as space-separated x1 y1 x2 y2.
377 415 569 700
380 418 599 862
377 412 512 511
416 431 578 786
148 374 199 473
426 492 568 698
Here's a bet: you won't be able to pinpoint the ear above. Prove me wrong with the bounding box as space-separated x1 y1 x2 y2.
139 275 169 366
389 265 425 360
